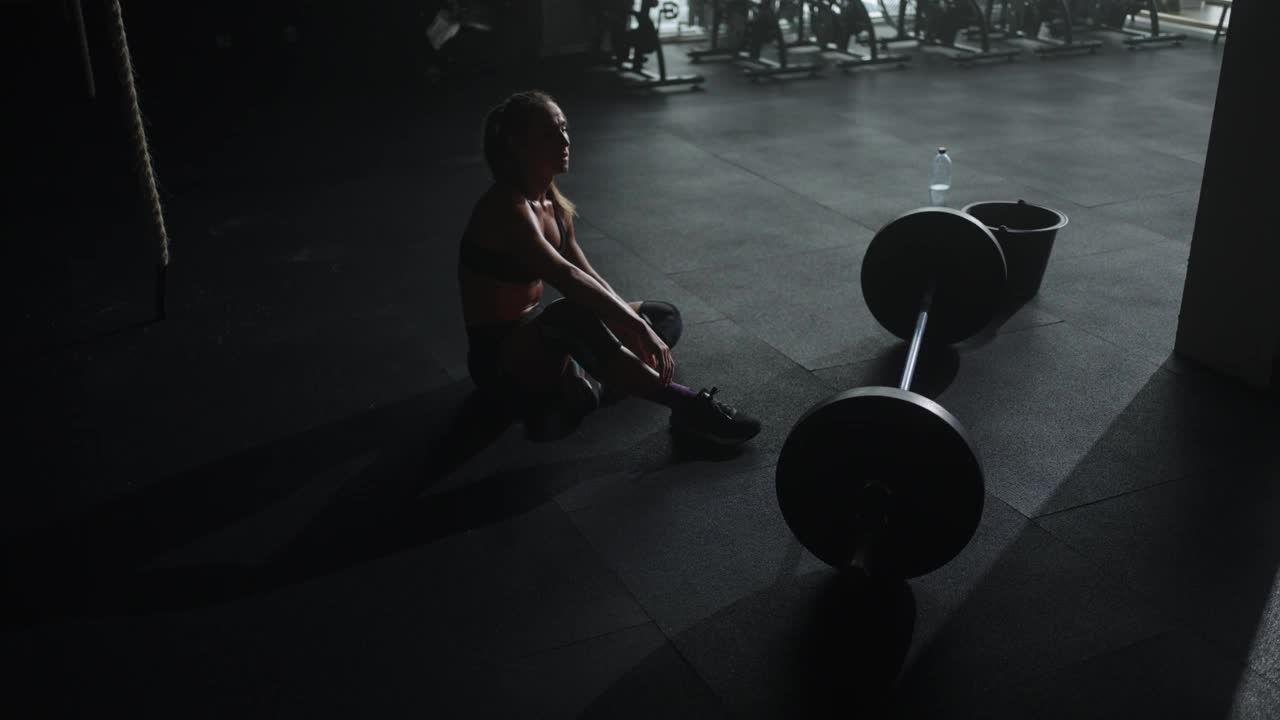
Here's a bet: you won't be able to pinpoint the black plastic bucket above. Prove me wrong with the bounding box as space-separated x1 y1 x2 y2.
961 200 1067 303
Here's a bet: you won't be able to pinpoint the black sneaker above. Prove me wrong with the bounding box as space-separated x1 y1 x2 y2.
669 387 762 446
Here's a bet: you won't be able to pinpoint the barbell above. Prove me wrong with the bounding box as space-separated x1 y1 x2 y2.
775 208 1007 578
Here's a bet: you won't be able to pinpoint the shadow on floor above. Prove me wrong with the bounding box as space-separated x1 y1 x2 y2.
2 378 744 625
888 362 1280 716
860 342 961 398
585 570 917 718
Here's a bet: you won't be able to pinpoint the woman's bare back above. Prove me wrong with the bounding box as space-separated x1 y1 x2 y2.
458 185 564 327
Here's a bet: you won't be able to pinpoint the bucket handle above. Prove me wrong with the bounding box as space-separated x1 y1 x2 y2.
1000 199 1027 234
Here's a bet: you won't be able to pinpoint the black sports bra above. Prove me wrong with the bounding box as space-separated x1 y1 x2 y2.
460 201 567 284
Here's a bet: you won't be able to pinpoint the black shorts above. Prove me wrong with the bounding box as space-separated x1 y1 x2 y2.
466 299 683 409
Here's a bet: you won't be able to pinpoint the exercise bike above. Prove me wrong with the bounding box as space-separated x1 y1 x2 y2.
794 0 912 70
1070 0 1184 48
881 0 1022 64
602 0 707 88
981 0 1102 57
689 0 824 78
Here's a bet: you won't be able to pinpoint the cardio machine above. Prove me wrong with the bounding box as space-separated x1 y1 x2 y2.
981 0 1103 57
792 0 913 70
601 0 707 88
880 0 1022 64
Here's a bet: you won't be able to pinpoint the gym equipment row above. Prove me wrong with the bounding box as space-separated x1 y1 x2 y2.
594 0 1187 89
687 0 908 78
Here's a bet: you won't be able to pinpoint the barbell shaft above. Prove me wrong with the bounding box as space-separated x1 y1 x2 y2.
778 209 1003 577
899 283 935 391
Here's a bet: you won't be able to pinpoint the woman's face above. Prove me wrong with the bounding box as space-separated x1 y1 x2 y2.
520 102 571 178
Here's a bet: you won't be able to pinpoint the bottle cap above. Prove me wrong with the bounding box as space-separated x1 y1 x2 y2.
938 147 947 154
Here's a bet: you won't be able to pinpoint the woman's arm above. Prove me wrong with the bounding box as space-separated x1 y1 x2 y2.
511 206 672 382
505 204 639 331
560 216 627 303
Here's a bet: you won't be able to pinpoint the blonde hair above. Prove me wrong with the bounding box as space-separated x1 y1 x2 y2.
482 90 577 220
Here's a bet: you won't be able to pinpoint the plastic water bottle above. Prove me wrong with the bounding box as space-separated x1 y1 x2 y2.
930 147 952 206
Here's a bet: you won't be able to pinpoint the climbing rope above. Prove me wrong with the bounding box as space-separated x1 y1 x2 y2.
72 0 95 98
106 0 170 318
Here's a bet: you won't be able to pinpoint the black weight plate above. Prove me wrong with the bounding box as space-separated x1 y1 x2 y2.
862 208 1007 344
775 387 985 578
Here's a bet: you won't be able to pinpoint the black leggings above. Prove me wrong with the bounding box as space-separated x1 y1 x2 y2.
466 299 683 405
538 299 682 377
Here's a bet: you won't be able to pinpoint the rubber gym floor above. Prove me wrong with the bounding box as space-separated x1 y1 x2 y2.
6 12 1280 719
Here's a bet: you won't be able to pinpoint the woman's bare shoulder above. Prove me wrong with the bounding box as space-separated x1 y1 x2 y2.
470 186 532 227
476 184 529 212
465 185 538 250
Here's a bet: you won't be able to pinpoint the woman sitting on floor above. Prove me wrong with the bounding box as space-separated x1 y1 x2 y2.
457 90 761 445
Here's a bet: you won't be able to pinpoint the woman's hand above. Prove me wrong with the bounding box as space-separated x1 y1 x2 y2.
617 315 674 385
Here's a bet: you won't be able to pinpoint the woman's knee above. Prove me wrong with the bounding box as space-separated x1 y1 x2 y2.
537 299 625 376
638 301 683 348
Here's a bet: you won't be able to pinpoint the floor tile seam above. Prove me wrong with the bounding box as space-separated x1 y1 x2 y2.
557 503 664 645
1077 184 1203 210
964 630 1183 707
806 172 1078 235
681 316 730 332
556 338 812 511
947 167 1091 212
1024 490 1213 624
957 150 1203 207
627 309 822 386
957 171 1196 216
881 128 1094 162
892 506 1174 710
553 422 783 512
986 491 1033 523
967 318 1070 346
803 316 1066 377
1152 359 1192 383
805 351 897 377
576 209 861 278
572 211 745 305
1052 234 1186 262
662 238 868 280
503 619 659 664
583 456 783 514
716 314 859 388
659 629 738 716
1048 318 1177 375
663 131 882 236
1029 474 1188 522
1176 620 1280 694
965 490 1200 638
1131 607 1280 693
552 466 736 712
1019 536 1189 645
922 119 1087 149
667 122 1191 225
1026 67 1213 98
780 196 881 244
